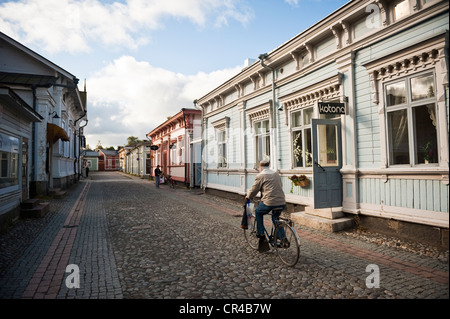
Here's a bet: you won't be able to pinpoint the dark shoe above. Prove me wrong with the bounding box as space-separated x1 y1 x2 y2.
281 237 290 248
258 238 270 253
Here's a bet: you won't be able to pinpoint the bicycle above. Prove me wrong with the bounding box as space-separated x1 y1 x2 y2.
243 206 300 267
167 175 176 188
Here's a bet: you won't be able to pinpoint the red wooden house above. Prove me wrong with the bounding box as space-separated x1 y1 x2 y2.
97 149 119 171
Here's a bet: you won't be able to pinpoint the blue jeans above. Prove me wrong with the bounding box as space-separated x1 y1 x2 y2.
155 176 160 188
255 202 286 236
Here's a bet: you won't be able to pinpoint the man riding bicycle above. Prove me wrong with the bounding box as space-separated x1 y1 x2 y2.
244 159 286 252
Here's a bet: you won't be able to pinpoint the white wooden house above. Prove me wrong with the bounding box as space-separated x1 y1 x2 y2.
0 31 87 230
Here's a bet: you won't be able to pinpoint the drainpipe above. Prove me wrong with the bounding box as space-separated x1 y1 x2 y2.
182 108 187 185
74 112 87 178
77 118 88 179
193 100 204 190
258 53 280 172
31 86 37 192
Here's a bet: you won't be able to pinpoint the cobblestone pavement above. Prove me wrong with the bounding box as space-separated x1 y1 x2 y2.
0 171 448 304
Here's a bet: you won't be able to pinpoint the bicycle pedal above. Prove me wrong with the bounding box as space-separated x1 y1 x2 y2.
258 240 270 253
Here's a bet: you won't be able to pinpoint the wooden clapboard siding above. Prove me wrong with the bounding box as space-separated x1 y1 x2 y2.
206 171 241 192
282 175 313 198
228 107 240 169
359 177 449 213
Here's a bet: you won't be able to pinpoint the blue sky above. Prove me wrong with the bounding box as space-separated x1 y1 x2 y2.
0 0 349 148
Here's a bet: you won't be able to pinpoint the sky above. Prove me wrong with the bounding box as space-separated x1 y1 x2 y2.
0 0 349 149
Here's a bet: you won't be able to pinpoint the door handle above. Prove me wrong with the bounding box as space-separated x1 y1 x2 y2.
315 161 325 172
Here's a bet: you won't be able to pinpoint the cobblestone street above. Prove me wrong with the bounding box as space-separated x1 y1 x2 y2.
1 172 448 308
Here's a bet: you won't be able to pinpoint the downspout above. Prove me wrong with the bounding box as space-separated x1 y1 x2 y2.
74 112 87 179
182 108 187 185
258 53 280 172
78 118 88 178
193 100 204 190
31 86 37 192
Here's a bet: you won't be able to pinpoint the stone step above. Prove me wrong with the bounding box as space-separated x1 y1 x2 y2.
20 198 41 209
20 202 50 219
291 211 355 232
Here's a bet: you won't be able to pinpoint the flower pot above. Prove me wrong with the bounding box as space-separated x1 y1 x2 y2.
298 179 309 187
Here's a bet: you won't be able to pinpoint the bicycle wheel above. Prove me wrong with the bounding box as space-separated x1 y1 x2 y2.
243 215 259 250
274 223 300 267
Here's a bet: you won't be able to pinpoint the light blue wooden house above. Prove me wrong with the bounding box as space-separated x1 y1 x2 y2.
195 0 449 248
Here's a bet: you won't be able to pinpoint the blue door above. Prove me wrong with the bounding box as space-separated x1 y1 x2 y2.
312 119 342 209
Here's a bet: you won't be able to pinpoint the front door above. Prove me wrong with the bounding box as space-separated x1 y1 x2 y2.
312 119 342 209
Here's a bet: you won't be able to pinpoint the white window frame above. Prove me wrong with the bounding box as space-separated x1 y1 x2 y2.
384 70 439 167
211 117 230 168
254 119 271 164
291 107 313 168
216 129 227 168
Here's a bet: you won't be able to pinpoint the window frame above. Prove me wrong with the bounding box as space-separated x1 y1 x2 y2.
0 132 20 194
216 128 228 168
291 107 314 169
383 70 439 167
254 119 271 165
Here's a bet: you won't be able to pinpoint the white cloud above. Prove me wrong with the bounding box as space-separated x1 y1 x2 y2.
0 0 254 54
284 0 299 6
85 55 241 147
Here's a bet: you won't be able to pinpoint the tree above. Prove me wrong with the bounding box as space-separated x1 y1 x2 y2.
127 136 143 145
96 140 103 149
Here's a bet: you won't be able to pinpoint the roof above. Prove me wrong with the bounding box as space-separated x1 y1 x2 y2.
0 31 77 81
0 31 87 113
83 150 100 157
98 149 119 156
147 108 201 137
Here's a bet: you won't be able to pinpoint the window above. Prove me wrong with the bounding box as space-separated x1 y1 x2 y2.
217 130 227 167
291 107 313 168
384 72 438 166
179 138 184 165
255 120 270 163
170 141 178 165
0 133 20 190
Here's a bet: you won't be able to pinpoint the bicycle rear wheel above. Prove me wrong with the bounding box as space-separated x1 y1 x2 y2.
274 223 300 267
243 215 259 250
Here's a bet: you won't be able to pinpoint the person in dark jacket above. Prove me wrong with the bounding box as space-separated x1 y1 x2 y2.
154 165 161 188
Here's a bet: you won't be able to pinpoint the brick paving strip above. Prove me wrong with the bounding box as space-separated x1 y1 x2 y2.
21 182 91 299
170 188 449 286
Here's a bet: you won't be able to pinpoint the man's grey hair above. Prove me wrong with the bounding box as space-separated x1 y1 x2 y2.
259 159 270 167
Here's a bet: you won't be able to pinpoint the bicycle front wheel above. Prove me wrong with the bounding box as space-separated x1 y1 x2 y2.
243 215 259 250
274 223 300 267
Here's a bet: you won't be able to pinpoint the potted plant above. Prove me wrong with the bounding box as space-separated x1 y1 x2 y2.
289 174 310 193
421 141 433 164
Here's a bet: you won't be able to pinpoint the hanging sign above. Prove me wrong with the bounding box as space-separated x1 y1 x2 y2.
318 102 346 115
150 145 159 150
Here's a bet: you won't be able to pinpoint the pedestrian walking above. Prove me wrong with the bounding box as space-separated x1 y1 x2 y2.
154 165 161 188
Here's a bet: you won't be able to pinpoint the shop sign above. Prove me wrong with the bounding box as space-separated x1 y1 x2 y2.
318 102 346 115
150 145 159 150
